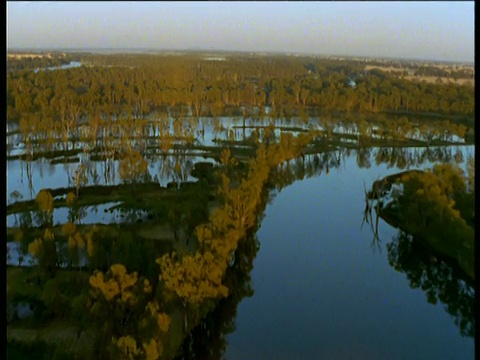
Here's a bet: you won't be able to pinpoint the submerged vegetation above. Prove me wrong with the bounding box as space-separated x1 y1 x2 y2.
7 51 475 359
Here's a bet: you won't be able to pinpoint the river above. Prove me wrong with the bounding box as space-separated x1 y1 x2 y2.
224 146 474 360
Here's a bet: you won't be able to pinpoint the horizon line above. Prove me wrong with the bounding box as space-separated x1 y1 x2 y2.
6 47 474 65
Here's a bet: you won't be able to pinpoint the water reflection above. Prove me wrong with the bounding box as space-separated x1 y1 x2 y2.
387 230 474 338
8 140 474 228
363 165 475 338
34 61 83 73
175 231 260 360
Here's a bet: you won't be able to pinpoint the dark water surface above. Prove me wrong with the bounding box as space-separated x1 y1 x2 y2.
224 148 474 360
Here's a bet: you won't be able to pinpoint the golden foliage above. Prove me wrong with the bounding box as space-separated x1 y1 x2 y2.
62 222 77 236
90 271 120 301
110 263 128 277
143 338 162 360
158 251 229 305
121 291 134 303
28 238 43 257
111 264 138 292
147 300 159 315
103 279 121 301
68 236 76 249
68 232 85 249
114 335 140 359
74 232 85 248
398 165 468 225
146 301 171 333
156 136 307 309
89 264 138 303
89 271 104 289
156 313 171 333
66 191 76 205
118 149 149 183
36 190 54 214
143 279 152 294
43 228 55 241
219 148 237 167
195 224 214 246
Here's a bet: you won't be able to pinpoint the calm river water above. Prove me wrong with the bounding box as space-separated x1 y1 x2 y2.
224 145 474 360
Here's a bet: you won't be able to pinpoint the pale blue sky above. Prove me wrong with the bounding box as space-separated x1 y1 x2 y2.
6 1 475 62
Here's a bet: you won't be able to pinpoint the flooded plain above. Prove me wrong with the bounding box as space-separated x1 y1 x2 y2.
6 114 474 359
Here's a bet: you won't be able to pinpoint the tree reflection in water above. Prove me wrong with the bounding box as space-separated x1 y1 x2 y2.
175 232 260 360
386 230 474 338
364 164 475 339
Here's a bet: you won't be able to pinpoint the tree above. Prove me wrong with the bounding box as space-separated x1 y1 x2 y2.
73 163 88 197
35 189 54 227
118 149 149 187
28 228 58 277
89 263 167 359
68 232 86 270
466 156 474 193
157 251 229 332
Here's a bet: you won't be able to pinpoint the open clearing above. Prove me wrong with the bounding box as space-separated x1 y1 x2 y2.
364 64 474 86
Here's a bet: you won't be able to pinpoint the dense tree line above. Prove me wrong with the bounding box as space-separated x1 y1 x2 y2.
7 53 475 130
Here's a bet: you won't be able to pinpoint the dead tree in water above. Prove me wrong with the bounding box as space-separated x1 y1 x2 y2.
362 180 381 253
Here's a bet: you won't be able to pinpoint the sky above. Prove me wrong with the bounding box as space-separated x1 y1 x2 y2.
6 1 475 63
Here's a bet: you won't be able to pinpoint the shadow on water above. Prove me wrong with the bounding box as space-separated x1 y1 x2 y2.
386 230 474 338
363 167 475 338
174 232 260 360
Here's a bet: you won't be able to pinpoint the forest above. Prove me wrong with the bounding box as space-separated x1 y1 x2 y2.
7 52 475 122
6 51 475 360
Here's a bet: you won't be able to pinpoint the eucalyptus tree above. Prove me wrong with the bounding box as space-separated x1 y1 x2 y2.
89 263 171 359
27 191 58 276
73 163 89 197
118 148 149 191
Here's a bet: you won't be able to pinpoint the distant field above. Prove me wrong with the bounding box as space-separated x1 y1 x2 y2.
8 53 49 59
403 75 474 86
364 64 475 86
7 52 66 59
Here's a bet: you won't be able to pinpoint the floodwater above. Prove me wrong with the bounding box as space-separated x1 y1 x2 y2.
6 113 474 359
34 61 82 73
